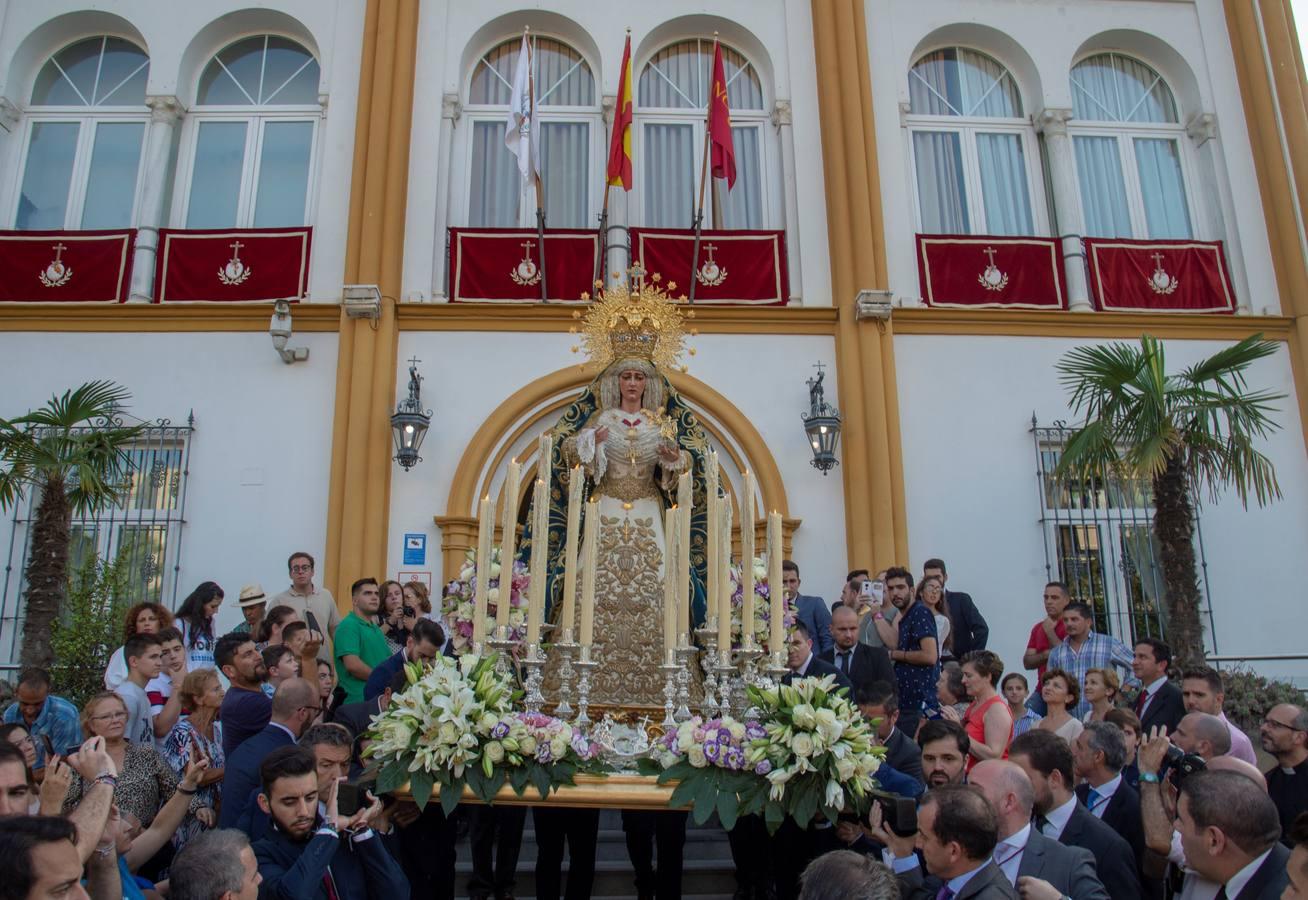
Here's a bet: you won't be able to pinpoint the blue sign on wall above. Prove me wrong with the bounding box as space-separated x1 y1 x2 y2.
403 533 427 566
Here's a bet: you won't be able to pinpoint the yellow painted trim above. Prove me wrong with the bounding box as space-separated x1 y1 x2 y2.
395 302 838 334
0 303 342 332
323 0 419 611
891 309 1295 340
439 365 794 582
812 0 908 572
1222 0 1308 454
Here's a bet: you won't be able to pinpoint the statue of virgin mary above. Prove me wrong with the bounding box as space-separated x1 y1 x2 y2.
534 277 709 713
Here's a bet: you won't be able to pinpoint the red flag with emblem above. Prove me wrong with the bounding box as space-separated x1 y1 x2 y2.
707 40 735 189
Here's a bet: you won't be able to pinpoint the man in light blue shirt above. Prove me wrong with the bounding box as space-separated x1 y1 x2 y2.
3 668 82 770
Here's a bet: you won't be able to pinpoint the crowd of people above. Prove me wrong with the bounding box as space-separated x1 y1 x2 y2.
1 552 1305 900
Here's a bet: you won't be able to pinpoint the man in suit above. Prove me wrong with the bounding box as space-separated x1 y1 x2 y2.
220 677 320 831
1177 770 1290 899
922 558 989 658
782 560 833 656
1283 813 1308 897
1133 637 1185 736
1073 721 1160 895
856 681 924 785
969 759 1109 898
820 605 894 695
363 619 445 702
253 745 409 900
782 623 852 695
1010 729 1143 899
871 783 1017 899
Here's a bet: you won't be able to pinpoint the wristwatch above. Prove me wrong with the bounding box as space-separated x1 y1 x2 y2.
1139 772 1161 784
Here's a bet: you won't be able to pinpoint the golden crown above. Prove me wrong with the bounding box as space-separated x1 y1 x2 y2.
570 268 695 373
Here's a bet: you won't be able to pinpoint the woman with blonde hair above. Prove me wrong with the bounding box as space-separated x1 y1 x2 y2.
1081 667 1120 723
160 669 225 848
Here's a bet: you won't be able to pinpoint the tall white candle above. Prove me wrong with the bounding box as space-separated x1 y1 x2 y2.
579 498 598 648
740 470 756 648
664 505 679 654
473 495 493 646
560 465 583 637
496 458 521 631
526 477 549 647
676 470 692 642
705 452 719 636
717 498 732 661
768 510 785 654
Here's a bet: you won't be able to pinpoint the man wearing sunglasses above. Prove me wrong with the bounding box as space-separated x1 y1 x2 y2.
1261 703 1308 845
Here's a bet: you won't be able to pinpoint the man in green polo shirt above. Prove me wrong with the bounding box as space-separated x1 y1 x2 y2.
333 577 390 704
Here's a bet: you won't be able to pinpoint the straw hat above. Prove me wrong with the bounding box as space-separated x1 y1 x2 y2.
236 584 268 608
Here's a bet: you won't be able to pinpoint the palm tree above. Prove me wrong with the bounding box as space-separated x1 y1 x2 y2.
1055 334 1283 668
0 382 144 669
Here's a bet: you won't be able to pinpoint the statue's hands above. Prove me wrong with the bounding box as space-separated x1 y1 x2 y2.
657 444 680 464
594 426 610 444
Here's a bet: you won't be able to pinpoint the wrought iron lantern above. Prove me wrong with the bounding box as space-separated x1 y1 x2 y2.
390 357 432 471
801 362 841 475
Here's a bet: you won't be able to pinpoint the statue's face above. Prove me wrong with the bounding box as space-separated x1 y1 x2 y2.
618 369 646 404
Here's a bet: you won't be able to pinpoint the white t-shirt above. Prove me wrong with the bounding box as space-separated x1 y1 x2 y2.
115 681 154 745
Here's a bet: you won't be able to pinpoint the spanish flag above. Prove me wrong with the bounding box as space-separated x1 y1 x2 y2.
606 32 634 190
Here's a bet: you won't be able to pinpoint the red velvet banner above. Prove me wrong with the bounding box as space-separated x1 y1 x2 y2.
0 229 135 302
155 228 312 303
449 229 599 302
916 235 1067 309
1084 239 1236 313
629 228 789 305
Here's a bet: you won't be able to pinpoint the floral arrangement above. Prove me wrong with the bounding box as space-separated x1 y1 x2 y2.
441 548 529 653
728 558 797 653
638 676 884 832
364 654 605 812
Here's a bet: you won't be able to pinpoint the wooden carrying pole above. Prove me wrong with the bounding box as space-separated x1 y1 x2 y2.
528 28 548 302
688 35 718 305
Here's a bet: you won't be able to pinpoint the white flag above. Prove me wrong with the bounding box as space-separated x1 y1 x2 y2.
504 34 540 190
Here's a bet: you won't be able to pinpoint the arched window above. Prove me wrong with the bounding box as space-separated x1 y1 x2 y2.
178 35 321 228
14 37 149 230
1070 53 1191 238
637 39 767 228
906 47 1042 235
464 36 598 228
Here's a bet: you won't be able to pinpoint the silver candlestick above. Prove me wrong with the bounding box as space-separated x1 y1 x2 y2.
712 648 737 718
734 645 764 719
659 649 679 729
573 645 598 731
674 643 695 722
553 629 578 718
760 649 788 696
488 626 515 678
694 624 720 717
521 645 546 713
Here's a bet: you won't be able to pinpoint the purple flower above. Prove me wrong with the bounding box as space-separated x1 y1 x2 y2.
754 759 773 775
716 727 732 745
725 747 745 770
704 741 722 763
745 722 765 740
537 743 553 763
491 722 510 739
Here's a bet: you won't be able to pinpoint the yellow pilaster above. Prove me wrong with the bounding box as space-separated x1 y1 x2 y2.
323 0 418 609
811 0 909 571
1223 0 1308 453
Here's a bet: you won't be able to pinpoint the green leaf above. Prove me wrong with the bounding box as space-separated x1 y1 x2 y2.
716 790 740 831
376 758 408 794
636 758 663 777
656 760 695 785
668 776 700 810
529 764 551 800
764 798 785 834
792 783 818 829
440 778 463 817
410 769 435 811
691 772 721 825
509 767 530 797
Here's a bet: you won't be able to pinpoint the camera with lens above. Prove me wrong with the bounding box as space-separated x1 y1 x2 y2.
1159 744 1206 787
402 605 416 618
842 792 918 838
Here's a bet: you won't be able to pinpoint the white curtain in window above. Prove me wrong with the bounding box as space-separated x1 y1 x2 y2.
1134 138 1191 238
1071 54 1177 124
1074 135 1132 237
909 49 1021 117
16 122 78 229
644 123 694 227
540 122 589 227
470 120 519 226
720 126 762 228
976 132 1033 235
913 130 968 233
81 122 144 229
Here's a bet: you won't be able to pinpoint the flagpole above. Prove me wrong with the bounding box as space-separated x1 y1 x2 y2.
527 27 548 303
689 33 719 305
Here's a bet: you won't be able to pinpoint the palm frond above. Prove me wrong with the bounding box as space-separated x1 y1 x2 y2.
1056 341 1147 416
1180 335 1279 387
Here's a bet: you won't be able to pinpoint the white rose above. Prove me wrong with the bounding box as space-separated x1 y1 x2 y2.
384 721 413 747
487 587 500 603
835 756 856 781
550 736 569 760
687 746 708 768
479 713 499 732
727 721 746 741
519 735 537 756
437 722 458 744
484 740 505 763
489 563 502 579
676 722 696 747
753 562 767 581
791 733 814 757
509 608 525 627
659 751 679 769
791 704 817 730
459 565 475 582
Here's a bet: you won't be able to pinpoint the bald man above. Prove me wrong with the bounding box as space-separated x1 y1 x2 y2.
818 604 894 694
1173 712 1232 761
969 759 1109 899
